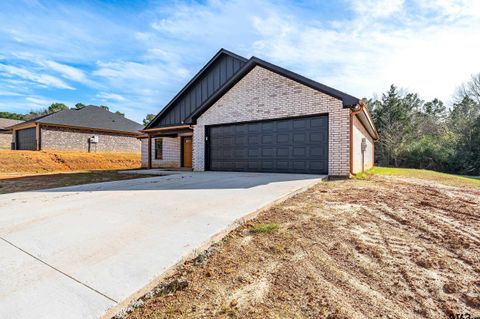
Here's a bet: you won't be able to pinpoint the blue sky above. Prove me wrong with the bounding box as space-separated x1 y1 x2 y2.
1 0 479 123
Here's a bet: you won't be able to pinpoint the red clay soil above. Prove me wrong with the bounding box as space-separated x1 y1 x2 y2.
122 175 480 319
0 150 141 177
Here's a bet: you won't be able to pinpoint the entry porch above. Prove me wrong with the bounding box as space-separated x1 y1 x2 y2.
140 125 193 169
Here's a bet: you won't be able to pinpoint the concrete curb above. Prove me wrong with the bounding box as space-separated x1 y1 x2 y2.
102 176 326 319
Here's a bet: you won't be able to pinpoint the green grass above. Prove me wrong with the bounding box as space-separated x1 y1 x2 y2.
250 223 280 234
364 166 480 187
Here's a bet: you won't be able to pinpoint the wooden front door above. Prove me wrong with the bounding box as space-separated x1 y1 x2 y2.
182 136 192 168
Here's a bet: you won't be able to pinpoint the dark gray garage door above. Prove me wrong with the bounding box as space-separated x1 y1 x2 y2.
206 115 328 174
16 128 36 150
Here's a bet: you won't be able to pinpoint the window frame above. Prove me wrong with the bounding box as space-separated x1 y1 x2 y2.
154 138 163 160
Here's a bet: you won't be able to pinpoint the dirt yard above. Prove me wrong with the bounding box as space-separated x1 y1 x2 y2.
122 173 480 319
0 150 141 178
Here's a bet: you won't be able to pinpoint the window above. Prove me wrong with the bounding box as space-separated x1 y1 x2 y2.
155 138 163 160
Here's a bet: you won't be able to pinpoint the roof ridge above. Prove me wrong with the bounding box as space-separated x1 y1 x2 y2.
185 56 360 122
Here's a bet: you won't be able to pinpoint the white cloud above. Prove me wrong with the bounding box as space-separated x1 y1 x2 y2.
416 0 480 18
0 64 74 90
0 90 22 97
92 59 190 99
350 0 405 18
96 92 125 102
25 96 53 106
1 0 479 122
44 60 86 83
250 0 480 103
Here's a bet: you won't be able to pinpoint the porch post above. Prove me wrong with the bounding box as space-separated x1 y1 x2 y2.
35 123 41 151
148 134 152 169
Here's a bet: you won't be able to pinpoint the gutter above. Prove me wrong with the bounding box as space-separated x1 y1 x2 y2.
140 125 193 133
349 101 365 176
349 101 380 176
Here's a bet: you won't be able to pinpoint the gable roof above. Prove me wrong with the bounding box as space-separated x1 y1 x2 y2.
9 106 143 133
0 118 23 130
145 49 248 129
186 57 359 123
145 49 360 131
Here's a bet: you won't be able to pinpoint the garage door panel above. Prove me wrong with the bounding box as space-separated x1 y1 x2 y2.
276 147 289 157
248 148 260 157
207 114 328 174
16 128 36 150
262 135 273 144
235 135 247 144
310 117 327 127
248 161 259 169
277 121 292 130
310 160 327 170
293 133 305 143
293 161 307 170
293 147 306 156
309 146 326 157
275 160 290 170
310 132 326 142
261 148 274 157
248 124 261 133
248 135 259 144
276 134 290 143
261 161 274 169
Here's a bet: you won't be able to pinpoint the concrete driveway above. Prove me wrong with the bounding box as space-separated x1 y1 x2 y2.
0 171 324 319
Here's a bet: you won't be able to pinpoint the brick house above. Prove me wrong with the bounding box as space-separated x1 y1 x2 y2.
142 49 379 177
8 106 143 153
0 118 23 149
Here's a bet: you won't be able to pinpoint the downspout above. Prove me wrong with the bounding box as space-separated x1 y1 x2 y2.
35 123 41 151
349 101 366 176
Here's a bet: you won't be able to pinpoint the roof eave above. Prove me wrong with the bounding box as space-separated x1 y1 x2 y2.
186 57 360 123
355 106 380 141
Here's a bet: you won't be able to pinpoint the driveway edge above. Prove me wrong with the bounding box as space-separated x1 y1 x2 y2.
102 176 326 319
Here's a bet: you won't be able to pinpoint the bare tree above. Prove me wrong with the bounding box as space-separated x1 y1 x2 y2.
455 73 480 104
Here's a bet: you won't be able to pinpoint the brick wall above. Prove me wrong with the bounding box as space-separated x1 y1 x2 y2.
41 126 141 153
0 132 12 149
352 116 374 174
193 66 351 176
140 137 181 168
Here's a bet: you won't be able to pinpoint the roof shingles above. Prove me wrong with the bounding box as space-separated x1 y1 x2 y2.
9 106 143 133
0 118 23 130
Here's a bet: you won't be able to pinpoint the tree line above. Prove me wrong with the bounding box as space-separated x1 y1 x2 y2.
0 103 124 121
2 76 478 175
369 74 480 175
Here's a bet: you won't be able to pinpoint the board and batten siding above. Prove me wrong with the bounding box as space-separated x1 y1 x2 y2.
153 54 246 128
351 116 374 174
193 65 351 176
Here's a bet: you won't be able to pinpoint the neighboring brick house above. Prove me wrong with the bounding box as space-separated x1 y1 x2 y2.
8 106 143 153
0 118 23 149
142 49 379 177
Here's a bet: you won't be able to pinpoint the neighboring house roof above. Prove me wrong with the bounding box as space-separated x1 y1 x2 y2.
0 118 23 131
8 106 143 133
145 49 360 131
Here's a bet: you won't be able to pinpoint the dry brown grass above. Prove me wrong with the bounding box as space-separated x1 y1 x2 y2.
0 150 141 178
